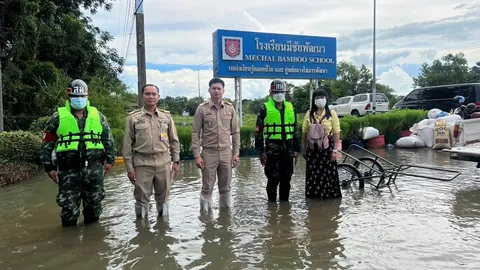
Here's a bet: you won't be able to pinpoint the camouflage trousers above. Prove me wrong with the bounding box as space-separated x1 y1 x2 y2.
56 161 105 223
264 154 294 202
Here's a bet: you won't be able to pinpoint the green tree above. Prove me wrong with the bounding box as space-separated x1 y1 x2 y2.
413 52 473 87
470 61 480 82
1 0 125 131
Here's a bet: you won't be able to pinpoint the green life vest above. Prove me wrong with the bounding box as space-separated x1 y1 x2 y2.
56 100 104 153
263 97 296 140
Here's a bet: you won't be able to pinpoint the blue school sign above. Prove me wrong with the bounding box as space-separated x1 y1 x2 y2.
212 29 337 79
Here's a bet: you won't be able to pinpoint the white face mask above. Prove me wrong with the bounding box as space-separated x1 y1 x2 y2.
315 98 327 108
272 93 285 102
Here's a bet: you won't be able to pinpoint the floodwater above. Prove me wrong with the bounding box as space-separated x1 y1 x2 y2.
1 148 480 270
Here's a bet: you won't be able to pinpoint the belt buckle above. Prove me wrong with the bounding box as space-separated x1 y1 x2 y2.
152 154 157 158
217 147 225 151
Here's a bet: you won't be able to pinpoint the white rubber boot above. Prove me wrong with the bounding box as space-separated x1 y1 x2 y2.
135 202 147 219
199 193 213 212
219 193 234 208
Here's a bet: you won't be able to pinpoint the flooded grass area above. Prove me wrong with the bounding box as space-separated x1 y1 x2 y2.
1 148 480 269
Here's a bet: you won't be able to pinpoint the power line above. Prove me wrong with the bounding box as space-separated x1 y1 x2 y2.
120 0 134 59
125 17 136 60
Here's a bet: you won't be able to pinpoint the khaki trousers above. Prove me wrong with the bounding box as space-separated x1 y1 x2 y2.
133 152 172 206
201 148 232 198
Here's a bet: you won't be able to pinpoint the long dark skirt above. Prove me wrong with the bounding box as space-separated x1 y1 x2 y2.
305 136 342 199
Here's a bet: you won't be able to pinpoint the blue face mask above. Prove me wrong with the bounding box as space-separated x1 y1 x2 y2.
70 97 87 110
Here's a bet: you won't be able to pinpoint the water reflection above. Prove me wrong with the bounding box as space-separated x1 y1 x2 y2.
260 202 300 269
123 218 180 269
2 149 480 269
196 209 240 269
304 199 344 269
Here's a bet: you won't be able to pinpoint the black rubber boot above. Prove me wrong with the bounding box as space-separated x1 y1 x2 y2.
84 216 99 225
279 185 290 202
266 188 277 202
61 218 78 227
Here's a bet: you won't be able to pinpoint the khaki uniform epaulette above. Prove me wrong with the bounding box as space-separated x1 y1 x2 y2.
224 100 233 106
158 109 171 114
199 101 209 107
128 109 141 115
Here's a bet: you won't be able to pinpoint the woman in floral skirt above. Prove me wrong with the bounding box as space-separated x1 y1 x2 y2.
302 88 342 199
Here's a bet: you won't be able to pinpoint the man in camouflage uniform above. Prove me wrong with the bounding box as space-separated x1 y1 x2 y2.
255 79 300 202
40 79 116 227
122 84 180 219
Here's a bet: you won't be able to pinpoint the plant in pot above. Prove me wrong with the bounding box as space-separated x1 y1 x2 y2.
341 116 366 149
364 113 386 148
384 113 404 144
400 109 427 137
339 120 350 150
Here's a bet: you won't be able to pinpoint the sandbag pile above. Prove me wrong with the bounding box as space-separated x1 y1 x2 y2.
396 109 461 150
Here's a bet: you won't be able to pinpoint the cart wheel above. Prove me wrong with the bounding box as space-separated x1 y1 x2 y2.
337 163 364 189
353 157 384 185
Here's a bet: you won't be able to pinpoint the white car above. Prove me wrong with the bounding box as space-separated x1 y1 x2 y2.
330 96 353 117
331 93 390 117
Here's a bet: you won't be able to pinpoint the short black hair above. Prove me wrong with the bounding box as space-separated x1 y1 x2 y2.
209 78 225 87
141 84 159 94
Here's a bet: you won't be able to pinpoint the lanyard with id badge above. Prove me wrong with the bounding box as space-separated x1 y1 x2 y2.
158 119 169 142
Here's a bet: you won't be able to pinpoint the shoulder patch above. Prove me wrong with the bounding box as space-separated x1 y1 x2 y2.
158 109 170 114
128 109 141 115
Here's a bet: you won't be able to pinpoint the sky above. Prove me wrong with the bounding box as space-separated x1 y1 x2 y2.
89 0 480 100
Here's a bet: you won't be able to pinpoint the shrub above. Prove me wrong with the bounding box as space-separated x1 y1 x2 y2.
339 120 350 140
111 128 124 155
340 116 368 140
176 126 193 158
28 116 51 136
240 126 254 149
0 162 38 187
0 131 43 164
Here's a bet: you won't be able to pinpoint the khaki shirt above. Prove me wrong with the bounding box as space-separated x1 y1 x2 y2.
122 107 180 172
191 99 240 158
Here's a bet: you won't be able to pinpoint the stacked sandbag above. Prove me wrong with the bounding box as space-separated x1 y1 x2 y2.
431 119 451 150
396 135 426 148
361 127 379 140
396 108 462 149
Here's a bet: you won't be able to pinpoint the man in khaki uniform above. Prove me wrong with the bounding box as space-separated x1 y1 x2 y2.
192 78 240 211
123 84 181 219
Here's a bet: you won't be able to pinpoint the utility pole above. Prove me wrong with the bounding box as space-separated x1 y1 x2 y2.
0 1 4 132
371 0 377 114
0 43 3 133
135 0 146 109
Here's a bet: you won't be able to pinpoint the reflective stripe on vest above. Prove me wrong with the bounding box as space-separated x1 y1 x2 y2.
263 97 296 140
56 101 104 153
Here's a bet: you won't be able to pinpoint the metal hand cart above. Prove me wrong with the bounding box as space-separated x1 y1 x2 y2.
336 144 462 189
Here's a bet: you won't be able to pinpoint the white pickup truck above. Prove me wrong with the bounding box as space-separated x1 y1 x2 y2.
331 93 390 117
442 117 480 168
